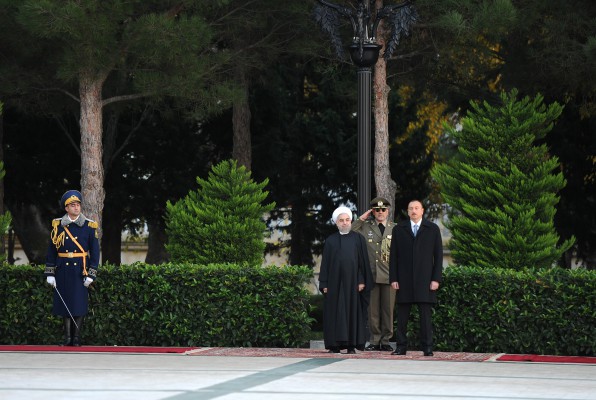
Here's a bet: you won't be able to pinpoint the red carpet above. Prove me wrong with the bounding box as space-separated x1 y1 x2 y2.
497 354 596 364
0 345 197 354
188 347 497 362
2 346 593 364
0 345 495 360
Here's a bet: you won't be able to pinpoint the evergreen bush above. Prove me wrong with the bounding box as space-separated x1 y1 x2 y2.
432 90 574 269
165 159 275 265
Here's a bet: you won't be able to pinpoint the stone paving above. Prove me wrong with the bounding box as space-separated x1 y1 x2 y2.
0 348 595 400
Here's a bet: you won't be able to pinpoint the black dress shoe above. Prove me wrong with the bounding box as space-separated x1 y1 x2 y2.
347 348 356 354
391 347 407 355
423 350 434 356
379 344 394 352
327 347 340 353
364 344 380 351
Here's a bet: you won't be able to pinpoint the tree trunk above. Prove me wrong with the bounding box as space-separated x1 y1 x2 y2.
373 4 397 220
79 73 105 236
145 213 169 264
100 202 122 265
8 203 50 265
232 72 252 170
0 109 5 256
7 228 15 264
288 199 313 267
102 108 120 175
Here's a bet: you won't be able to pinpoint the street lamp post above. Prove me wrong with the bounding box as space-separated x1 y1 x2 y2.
351 41 380 217
314 0 417 216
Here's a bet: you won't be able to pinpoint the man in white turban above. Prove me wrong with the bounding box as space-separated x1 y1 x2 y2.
318 206 373 354
332 206 352 224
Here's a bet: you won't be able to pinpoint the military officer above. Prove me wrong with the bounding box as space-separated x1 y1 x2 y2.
45 190 100 346
351 197 396 351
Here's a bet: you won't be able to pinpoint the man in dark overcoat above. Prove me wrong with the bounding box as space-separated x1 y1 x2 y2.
389 199 443 356
45 190 100 346
319 206 374 354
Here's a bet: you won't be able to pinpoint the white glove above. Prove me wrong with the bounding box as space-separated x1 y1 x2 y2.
83 277 93 287
46 276 56 287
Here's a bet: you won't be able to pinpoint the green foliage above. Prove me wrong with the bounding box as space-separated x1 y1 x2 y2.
2 264 593 355
0 263 313 348
297 267 595 356
165 159 275 265
433 0 517 40
251 60 359 266
432 90 574 269
308 294 324 333
0 157 12 263
8 1 236 115
434 266 595 356
388 87 442 216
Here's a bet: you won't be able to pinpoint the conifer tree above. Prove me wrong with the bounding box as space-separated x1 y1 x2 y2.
432 90 574 269
165 159 275 265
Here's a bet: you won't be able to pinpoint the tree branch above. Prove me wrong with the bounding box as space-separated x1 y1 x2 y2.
32 87 80 103
102 92 153 107
53 115 81 156
111 106 151 161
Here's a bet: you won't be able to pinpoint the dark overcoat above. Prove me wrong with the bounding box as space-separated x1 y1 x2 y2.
45 216 100 317
389 219 443 304
318 231 374 350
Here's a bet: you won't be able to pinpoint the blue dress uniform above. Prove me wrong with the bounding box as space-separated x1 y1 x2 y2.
44 190 100 346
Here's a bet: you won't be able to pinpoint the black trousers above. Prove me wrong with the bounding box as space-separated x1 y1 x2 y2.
395 303 433 349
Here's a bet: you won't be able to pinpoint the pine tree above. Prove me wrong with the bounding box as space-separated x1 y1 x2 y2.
432 90 574 269
165 159 275 265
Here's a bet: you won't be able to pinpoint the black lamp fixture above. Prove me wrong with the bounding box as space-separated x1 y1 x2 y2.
314 0 417 216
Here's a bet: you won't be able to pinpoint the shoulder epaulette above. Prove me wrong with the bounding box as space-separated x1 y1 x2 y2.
52 219 60 228
87 220 98 229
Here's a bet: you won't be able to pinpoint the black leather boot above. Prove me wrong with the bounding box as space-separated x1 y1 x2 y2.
60 317 72 346
72 316 84 347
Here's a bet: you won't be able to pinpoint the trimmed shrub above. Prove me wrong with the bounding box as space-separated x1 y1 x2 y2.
0 263 313 348
433 266 595 356
165 159 275 265
2 263 593 355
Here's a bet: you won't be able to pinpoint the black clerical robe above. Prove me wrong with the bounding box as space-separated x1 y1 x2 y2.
318 231 374 350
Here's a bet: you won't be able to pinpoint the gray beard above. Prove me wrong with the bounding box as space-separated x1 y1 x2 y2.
61 213 86 227
338 226 351 235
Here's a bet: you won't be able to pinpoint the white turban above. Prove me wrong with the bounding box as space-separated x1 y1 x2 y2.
332 206 353 223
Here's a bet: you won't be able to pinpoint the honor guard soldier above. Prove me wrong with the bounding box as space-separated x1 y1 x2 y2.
351 197 397 352
45 190 100 346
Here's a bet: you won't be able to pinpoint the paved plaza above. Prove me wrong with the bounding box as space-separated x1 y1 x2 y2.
0 349 595 400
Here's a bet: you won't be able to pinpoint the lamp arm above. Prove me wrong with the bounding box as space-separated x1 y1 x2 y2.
372 0 412 40
317 0 358 34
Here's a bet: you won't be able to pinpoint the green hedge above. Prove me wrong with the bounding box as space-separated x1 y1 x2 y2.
0 263 314 347
2 263 593 355
309 266 595 356
433 266 595 356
